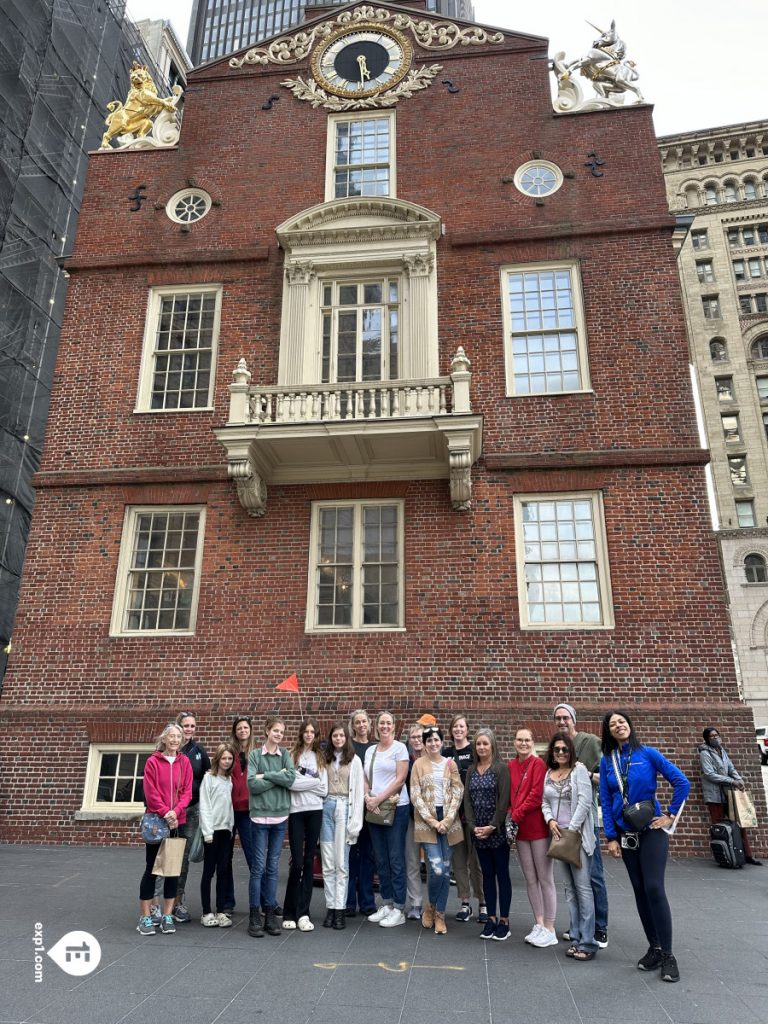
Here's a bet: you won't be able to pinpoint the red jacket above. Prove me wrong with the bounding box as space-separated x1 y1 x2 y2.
508 755 548 841
142 750 192 825
230 750 250 812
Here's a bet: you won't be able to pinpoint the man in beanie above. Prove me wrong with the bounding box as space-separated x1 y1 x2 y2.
553 702 609 947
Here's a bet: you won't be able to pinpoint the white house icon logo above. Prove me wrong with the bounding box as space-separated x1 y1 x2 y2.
47 931 101 976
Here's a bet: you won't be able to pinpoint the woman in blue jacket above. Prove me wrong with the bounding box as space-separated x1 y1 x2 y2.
599 710 690 985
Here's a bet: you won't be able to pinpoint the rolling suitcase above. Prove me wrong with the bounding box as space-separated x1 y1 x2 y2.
710 819 745 869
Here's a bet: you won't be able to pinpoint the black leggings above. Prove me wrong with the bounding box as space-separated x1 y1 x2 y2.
620 827 673 953
201 830 231 914
140 842 179 901
283 809 323 921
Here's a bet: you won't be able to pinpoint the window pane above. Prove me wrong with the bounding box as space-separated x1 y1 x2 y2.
151 293 216 409
123 511 200 632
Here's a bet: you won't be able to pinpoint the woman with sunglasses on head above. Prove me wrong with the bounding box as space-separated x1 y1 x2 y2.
444 713 486 924
404 722 427 920
137 723 192 936
600 710 690 983
541 734 596 960
410 726 464 934
509 727 557 948
223 715 256 914
345 709 377 919
463 727 512 941
282 718 328 932
320 722 365 929
364 710 410 928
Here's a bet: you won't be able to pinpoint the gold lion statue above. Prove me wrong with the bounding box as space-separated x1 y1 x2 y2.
100 63 181 150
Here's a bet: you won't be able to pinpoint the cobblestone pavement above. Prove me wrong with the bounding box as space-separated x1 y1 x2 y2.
1 843 766 1024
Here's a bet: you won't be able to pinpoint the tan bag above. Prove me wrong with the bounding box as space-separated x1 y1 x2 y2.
546 828 582 869
152 836 186 877
728 788 758 829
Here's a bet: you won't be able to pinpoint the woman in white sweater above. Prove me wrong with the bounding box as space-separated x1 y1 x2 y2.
199 742 236 927
282 718 328 931
320 722 365 929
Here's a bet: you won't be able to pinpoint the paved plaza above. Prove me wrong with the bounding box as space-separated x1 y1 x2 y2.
1 842 766 1024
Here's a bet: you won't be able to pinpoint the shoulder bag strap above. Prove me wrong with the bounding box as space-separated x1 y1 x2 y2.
611 749 631 805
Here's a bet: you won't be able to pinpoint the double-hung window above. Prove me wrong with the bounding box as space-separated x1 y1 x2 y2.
307 500 403 631
326 113 395 200
502 262 589 395
80 745 153 815
321 278 399 386
136 286 221 411
111 507 205 635
514 493 613 629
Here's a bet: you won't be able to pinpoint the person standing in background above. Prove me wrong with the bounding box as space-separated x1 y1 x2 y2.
699 727 761 865
346 709 377 918
444 713 487 924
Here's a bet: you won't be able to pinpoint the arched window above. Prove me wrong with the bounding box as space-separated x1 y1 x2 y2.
704 184 719 205
710 338 728 362
752 336 768 360
744 178 758 201
745 554 768 583
763 175 768 198
684 186 700 209
724 181 738 203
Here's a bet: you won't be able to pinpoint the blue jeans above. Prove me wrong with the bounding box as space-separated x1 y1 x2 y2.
224 810 255 910
421 807 453 912
557 849 597 952
590 821 608 932
368 803 409 908
249 820 287 911
346 822 375 911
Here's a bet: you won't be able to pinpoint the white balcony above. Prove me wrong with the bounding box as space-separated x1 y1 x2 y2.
214 348 483 517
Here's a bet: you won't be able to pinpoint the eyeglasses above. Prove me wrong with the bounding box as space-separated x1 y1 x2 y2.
554 716 572 722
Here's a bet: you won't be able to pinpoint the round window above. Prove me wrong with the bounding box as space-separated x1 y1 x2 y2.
514 161 563 198
166 188 212 224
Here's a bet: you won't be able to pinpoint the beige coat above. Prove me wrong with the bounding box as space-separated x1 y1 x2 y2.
410 756 465 846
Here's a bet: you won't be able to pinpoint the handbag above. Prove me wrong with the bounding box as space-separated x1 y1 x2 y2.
611 751 655 832
504 812 519 847
187 824 204 863
728 788 758 829
546 826 582 868
152 835 187 876
364 747 400 827
140 812 169 844
545 773 582 868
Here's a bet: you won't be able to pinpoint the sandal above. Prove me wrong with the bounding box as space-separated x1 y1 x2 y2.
565 945 579 958
572 949 596 961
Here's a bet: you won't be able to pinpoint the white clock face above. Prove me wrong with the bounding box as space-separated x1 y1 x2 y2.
312 26 412 99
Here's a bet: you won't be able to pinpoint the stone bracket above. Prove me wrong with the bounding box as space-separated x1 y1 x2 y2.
445 432 474 512
229 458 267 517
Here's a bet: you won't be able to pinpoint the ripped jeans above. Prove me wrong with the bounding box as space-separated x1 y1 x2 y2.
421 806 453 913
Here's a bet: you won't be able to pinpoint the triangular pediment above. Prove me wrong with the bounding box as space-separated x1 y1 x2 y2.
276 197 441 250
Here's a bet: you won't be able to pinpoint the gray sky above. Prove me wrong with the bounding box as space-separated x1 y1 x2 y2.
127 0 768 136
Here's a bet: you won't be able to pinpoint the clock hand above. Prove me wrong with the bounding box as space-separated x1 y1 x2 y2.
356 54 370 85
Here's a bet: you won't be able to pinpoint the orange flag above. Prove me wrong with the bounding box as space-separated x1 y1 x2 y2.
275 673 299 693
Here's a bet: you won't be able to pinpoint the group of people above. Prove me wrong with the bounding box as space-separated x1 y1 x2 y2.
137 702 759 985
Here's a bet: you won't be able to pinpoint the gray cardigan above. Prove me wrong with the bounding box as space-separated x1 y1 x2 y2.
541 762 595 855
698 744 742 804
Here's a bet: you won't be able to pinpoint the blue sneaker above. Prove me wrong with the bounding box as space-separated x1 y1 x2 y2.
160 914 176 934
137 915 155 935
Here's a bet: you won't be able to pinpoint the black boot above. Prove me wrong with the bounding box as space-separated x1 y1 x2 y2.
248 908 264 938
264 907 281 936
333 909 346 930
323 910 335 928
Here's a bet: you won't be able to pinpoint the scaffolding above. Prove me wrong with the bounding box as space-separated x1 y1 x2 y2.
0 0 172 679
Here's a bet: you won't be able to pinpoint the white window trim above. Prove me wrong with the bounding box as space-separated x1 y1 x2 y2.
514 491 614 631
325 111 396 202
500 260 592 397
305 498 405 633
110 505 206 637
135 284 222 413
78 743 154 818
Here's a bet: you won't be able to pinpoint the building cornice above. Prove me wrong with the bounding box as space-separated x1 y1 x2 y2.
484 447 708 472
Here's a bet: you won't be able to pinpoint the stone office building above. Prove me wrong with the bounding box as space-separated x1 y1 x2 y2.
659 122 768 726
1 2 764 853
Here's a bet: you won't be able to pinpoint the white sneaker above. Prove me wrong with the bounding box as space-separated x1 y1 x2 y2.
297 915 314 931
216 912 232 928
524 923 544 944
200 913 218 927
531 927 558 948
368 905 392 923
282 919 297 930
380 908 406 928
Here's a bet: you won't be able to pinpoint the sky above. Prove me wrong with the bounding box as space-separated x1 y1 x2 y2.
125 0 768 137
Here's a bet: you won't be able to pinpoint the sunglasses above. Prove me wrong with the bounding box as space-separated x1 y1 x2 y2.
553 747 569 754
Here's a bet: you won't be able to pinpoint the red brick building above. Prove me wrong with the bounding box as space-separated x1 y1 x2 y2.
1 1 764 853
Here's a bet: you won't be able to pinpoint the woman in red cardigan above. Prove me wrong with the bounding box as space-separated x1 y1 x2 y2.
138 723 192 935
508 727 557 948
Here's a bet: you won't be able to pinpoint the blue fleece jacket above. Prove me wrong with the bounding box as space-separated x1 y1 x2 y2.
599 743 690 840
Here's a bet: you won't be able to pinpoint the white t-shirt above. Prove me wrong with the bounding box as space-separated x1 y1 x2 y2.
431 760 446 807
364 741 410 806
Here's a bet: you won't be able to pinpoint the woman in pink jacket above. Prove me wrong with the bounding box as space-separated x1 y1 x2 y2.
137 723 192 935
